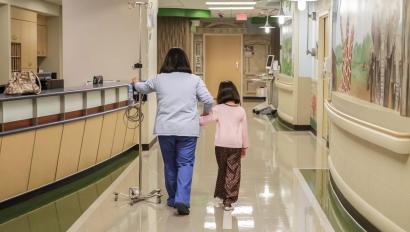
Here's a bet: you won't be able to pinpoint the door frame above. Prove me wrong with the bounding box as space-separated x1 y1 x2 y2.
316 11 331 141
203 33 244 101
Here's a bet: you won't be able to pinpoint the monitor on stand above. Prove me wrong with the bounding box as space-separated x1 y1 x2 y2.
252 55 277 115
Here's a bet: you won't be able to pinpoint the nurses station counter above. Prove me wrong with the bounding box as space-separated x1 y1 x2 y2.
0 83 141 203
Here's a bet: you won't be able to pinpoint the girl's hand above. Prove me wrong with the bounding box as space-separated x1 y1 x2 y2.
241 148 247 158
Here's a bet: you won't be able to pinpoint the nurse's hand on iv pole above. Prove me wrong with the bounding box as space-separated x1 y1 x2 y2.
132 76 139 85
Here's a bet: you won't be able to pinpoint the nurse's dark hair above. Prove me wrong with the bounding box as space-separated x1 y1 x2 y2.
217 81 241 105
160 48 192 74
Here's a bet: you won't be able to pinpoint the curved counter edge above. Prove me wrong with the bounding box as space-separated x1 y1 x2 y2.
0 82 129 102
325 101 410 155
328 158 406 232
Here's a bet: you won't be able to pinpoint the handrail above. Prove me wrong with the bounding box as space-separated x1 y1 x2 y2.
326 101 410 155
276 81 293 92
325 101 410 138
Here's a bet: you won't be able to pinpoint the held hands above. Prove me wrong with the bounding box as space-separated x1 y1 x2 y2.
241 148 247 158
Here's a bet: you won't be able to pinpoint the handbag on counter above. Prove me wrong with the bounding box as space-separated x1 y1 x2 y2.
5 71 42 95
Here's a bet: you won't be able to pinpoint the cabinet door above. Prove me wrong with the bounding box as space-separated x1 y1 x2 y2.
21 21 37 72
11 19 22 43
37 25 47 57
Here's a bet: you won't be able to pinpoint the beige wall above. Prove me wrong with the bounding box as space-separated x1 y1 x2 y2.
63 0 149 86
0 3 10 84
146 0 158 143
40 13 62 77
63 0 158 143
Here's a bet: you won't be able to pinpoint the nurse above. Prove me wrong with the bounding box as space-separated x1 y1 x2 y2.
133 48 213 215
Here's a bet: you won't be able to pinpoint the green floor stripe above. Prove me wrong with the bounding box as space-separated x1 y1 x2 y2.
300 169 365 232
268 115 293 131
0 150 138 225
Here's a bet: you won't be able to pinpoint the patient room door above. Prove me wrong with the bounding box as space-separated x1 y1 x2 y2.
204 35 242 98
319 15 330 141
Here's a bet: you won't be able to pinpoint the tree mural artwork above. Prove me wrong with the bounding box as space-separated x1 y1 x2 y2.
333 0 404 112
368 0 402 110
339 16 355 93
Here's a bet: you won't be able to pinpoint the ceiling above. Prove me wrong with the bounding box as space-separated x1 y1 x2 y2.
158 0 281 18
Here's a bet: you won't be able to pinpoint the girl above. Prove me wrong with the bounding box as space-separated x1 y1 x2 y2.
200 81 249 211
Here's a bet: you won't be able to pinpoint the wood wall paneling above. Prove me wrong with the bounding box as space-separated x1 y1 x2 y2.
96 112 118 163
0 131 35 202
11 19 22 43
28 125 63 190
11 7 37 22
21 20 37 72
55 120 85 180
157 17 191 72
111 110 127 157
133 122 140 145
77 116 103 171
124 111 138 150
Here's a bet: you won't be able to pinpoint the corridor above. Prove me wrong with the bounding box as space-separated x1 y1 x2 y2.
69 102 330 232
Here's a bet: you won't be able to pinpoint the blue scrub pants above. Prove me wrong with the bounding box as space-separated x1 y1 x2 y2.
158 136 197 208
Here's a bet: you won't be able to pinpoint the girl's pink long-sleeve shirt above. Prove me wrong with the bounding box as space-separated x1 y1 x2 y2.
200 104 249 149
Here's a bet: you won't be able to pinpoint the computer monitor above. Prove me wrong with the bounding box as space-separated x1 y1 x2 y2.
266 55 274 70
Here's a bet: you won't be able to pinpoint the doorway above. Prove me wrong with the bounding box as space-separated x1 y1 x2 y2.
204 35 242 97
318 14 330 141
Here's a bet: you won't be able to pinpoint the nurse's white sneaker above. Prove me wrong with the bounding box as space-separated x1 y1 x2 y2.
224 205 234 211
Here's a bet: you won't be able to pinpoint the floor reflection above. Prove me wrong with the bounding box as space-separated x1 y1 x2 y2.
0 151 137 232
300 169 366 232
69 102 336 232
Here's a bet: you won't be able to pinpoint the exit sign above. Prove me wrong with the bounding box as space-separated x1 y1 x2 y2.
236 13 248 21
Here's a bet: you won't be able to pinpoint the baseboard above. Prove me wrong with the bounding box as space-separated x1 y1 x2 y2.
329 173 380 232
277 115 312 131
243 96 266 101
141 136 158 151
310 127 317 136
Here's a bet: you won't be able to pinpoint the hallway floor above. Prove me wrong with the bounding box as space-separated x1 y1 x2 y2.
69 102 332 232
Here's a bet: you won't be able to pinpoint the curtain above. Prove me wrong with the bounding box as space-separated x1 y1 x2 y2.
157 17 191 72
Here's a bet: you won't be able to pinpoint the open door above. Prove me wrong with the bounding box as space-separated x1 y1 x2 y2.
318 14 330 141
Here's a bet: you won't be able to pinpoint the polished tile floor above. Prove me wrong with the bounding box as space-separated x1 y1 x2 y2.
69 102 331 232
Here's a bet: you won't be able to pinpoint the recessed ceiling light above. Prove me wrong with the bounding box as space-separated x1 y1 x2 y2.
206 2 256 5
208 6 255 10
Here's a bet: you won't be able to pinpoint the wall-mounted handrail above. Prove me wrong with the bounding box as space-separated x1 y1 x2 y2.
326 101 410 138
326 101 410 155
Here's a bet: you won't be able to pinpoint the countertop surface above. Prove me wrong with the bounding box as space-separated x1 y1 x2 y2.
0 82 129 102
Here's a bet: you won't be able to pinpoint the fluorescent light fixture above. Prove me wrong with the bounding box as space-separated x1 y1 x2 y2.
259 15 275 34
206 1 256 5
208 6 254 10
271 1 292 25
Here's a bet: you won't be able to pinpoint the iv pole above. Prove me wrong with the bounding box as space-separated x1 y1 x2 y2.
114 0 162 206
